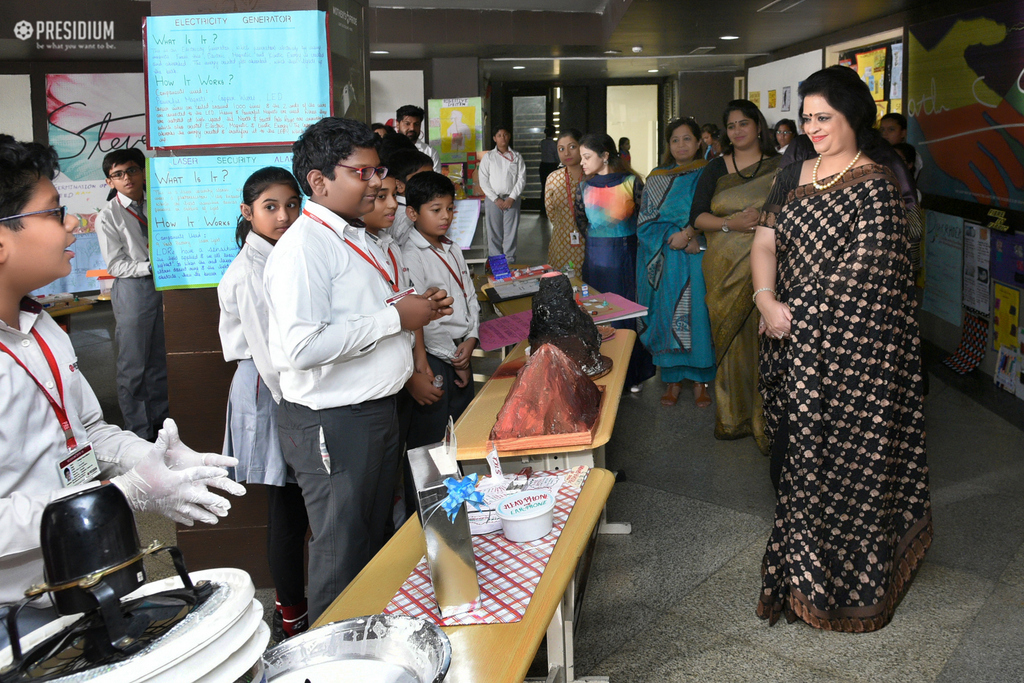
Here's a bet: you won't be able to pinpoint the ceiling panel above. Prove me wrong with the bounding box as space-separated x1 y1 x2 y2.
370 0 607 11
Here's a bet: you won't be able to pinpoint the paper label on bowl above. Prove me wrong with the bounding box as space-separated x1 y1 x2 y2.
498 492 553 518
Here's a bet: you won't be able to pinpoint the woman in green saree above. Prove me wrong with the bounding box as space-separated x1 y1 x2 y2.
689 100 780 453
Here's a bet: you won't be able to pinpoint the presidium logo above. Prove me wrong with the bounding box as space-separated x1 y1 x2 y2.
13 19 115 44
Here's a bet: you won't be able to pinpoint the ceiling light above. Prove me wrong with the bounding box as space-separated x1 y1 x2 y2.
604 49 621 55
631 46 643 53
720 35 739 40
648 69 659 73
370 50 389 55
512 66 525 70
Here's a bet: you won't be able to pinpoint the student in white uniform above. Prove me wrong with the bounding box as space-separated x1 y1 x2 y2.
0 137 245 647
263 118 454 621
217 166 309 642
396 104 441 172
401 172 481 448
95 148 169 440
478 124 527 262
379 148 433 248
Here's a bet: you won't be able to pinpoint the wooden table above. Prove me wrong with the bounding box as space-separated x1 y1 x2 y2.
482 276 586 318
315 468 616 683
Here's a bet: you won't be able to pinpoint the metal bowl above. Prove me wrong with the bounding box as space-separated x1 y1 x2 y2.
262 614 451 683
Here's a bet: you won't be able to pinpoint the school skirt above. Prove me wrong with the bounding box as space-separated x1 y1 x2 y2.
223 359 290 486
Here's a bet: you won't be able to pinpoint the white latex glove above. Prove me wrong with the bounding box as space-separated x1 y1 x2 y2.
155 419 247 498
111 440 236 526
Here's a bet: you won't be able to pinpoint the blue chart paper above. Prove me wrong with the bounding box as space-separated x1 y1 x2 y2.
148 154 293 290
145 11 330 148
922 210 964 327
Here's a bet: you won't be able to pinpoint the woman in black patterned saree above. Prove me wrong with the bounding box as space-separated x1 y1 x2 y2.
750 66 931 632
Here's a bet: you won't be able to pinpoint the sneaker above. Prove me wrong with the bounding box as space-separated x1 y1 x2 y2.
271 609 287 643
630 383 643 393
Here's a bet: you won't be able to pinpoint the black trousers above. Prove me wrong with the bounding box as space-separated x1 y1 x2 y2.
265 482 308 606
406 354 475 450
277 395 401 621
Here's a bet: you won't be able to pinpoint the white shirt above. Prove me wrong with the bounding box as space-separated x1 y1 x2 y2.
401 230 480 362
478 148 526 203
388 194 415 248
95 192 152 279
218 231 282 402
264 202 413 410
415 138 441 173
0 299 151 603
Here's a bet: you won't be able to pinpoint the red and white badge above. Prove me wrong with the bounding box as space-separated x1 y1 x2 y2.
384 286 417 306
58 442 99 488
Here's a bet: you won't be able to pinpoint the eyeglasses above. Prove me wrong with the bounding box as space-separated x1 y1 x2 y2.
0 206 68 224
108 166 144 180
776 131 794 137
336 164 388 181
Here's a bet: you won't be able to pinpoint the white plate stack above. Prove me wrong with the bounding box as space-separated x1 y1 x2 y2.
1 568 270 683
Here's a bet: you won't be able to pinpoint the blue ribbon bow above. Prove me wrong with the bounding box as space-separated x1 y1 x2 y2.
438 473 486 523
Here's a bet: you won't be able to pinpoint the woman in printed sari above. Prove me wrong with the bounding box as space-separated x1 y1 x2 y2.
690 100 780 453
751 65 929 632
544 128 586 272
636 118 714 407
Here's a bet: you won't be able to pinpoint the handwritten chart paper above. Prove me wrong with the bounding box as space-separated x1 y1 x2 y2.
144 12 330 149
148 153 293 290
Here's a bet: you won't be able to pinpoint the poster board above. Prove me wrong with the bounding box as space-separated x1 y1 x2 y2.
147 153 293 290
921 210 963 326
745 49 822 128
144 11 331 149
962 222 991 316
36 73 150 295
855 47 887 101
908 1 1024 211
993 282 1019 351
429 97 483 163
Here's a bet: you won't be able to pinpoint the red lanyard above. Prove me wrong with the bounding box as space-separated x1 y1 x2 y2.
124 205 145 229
498 150 515 163
429 246 466 294
303 209 399 293
0 330 78 450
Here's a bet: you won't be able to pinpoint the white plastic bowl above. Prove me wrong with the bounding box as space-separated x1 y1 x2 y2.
496 491 556 542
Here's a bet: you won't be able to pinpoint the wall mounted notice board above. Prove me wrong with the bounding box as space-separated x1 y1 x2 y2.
148 154 293 290
143 11 331 149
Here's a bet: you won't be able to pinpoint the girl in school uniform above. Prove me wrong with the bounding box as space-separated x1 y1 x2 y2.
218 166 309 642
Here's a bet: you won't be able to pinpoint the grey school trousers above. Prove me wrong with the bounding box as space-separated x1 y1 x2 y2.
110 276 169 440
485 197 521 262
277 395 401 621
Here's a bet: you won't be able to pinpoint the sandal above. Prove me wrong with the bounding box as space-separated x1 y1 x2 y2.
694 382 712 408
660 382 682 406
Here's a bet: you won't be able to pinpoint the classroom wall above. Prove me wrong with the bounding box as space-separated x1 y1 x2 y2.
746 50 823 129
676 71 739 132
370 69 426 124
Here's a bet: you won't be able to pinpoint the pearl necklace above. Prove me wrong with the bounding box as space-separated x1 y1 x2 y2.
811 151 862 191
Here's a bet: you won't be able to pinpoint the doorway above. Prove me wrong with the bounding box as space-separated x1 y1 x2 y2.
606 84 659 176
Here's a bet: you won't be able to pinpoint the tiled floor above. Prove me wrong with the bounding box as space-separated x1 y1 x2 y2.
68 212 1024 680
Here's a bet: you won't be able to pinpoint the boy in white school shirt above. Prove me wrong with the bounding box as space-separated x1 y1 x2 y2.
0 138 244 646
262 118 454 621
400 172 481 448
478 124 526 262
94 148 169 440
380 147 433 248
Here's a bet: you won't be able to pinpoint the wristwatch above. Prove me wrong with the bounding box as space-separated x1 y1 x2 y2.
721 220 730 233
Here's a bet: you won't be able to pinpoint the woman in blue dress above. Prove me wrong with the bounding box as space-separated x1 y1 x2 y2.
636 118 715 407
575 133 655 391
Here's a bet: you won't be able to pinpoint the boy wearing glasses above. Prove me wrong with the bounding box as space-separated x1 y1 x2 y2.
0 138 245 645
263 117 454 621
95 148 169 441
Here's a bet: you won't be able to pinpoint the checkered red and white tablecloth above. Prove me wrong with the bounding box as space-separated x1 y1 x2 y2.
384 469 588 626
